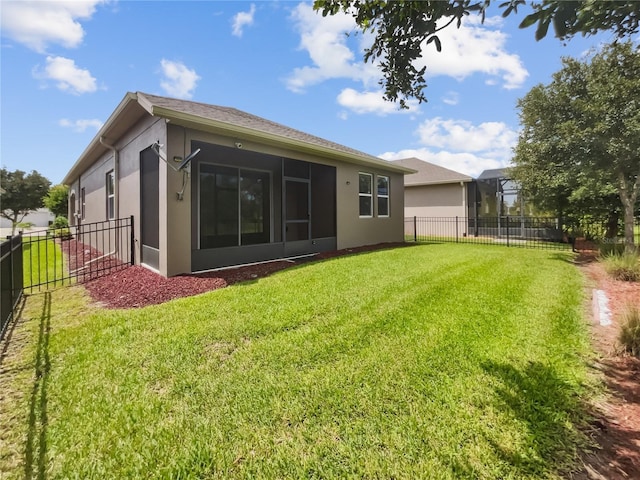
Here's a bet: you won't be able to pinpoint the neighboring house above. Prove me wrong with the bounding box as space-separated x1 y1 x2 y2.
62 92 413 277
0 208 55 229
391 157 472 218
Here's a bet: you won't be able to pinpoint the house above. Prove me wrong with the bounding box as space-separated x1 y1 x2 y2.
391 157 472 218
62 92 413 277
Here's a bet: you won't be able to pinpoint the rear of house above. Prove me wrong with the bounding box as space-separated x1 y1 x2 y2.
63 92 413 277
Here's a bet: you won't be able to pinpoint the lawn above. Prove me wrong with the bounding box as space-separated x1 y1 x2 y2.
21 235 68 290
0 244 597 479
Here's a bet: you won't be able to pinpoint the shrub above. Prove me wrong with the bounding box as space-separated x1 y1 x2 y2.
618 306 640 357
601 252 640 282
48 216 71 239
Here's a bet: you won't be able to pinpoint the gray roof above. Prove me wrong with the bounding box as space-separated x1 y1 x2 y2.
477 168 509 180
391 157 472 186
139 92 382 161
63 92 413 184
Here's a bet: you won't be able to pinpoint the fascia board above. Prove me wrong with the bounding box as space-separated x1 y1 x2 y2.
62 92 139 185
152 106 416 175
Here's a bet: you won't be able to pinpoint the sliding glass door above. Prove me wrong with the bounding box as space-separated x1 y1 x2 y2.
199 164 270 249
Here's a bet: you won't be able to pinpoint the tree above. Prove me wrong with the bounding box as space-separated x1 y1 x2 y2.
511 42 640 252
313 0 640 107
0 168 51 235
43 184 69 219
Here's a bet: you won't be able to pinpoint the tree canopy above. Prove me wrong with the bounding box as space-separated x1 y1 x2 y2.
511 41 640 251
313 0 640 106
0 168 51 235
43 184 70 219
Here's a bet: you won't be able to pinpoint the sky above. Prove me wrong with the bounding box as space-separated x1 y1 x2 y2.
0 0 624 185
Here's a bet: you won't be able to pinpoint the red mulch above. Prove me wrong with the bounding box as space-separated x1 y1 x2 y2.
82 242 408 309
573 253 640 480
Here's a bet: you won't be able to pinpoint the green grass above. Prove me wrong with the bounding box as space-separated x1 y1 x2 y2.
1 244 597 479
21 236 68 289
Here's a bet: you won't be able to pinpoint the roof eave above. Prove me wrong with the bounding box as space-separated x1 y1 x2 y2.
406 178 472 187
153 107 416 174
62 92 141 185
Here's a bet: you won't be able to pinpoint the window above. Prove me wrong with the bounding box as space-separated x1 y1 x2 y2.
106 170 115 220
377 175 389 217
358 172 373 217
80 187 86 220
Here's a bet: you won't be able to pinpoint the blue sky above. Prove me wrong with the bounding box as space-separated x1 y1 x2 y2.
0 0 620 184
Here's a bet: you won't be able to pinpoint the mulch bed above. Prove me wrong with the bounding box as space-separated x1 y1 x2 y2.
82 242 408 309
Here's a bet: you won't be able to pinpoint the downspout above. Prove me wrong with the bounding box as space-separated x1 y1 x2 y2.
72 136 120 271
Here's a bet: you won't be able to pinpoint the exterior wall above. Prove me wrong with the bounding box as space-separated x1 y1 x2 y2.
336 163 405 249
404 183 468 218
67 117 167 271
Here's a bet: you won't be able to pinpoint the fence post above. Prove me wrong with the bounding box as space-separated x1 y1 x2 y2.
506 215 510 247
414 216 417 243
130 215 135 266
455 216 459 243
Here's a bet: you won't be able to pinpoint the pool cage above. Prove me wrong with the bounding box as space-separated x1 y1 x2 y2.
466 168 560 239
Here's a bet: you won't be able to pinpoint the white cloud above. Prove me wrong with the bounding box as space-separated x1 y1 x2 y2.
59 118 103 132
286 5 527 116
380 149 503 178
416 117 517 155
232 4 256 37
0 0 106 53
286 3 378 92
337 88 419 115
418 16 528 89
33 56 97 94
442 91 459 106
379 117 518 177
159 59 200 99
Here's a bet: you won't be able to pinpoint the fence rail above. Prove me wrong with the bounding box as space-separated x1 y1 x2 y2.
1 234 24 339
405 216 640 252
21 216 135 293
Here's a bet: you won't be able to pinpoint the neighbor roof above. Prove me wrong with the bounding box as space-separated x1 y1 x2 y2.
63 92 413 184
477 168 510 181
391 157 472 186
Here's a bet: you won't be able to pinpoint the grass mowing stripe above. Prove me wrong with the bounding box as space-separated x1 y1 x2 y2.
4 244 596 480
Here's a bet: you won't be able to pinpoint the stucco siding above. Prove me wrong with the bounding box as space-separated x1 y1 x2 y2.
404 183 467 218
336 163 405 249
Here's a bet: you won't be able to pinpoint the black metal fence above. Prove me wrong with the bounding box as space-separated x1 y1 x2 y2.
405 216 640 251
1 234 24 339
21 216 134 293
405 216 572 250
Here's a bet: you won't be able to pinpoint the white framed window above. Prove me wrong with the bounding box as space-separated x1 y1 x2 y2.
377 175 389 217
358 172 373 217
106 170 115 220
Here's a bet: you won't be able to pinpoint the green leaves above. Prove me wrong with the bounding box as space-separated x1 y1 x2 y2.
313 0 639 107
512 42 640 248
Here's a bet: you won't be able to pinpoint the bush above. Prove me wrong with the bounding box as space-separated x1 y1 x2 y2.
618 306 640 357
48 216 71 239
601 252 640 282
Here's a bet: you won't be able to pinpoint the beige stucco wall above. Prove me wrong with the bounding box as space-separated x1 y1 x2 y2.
404 183 467 218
